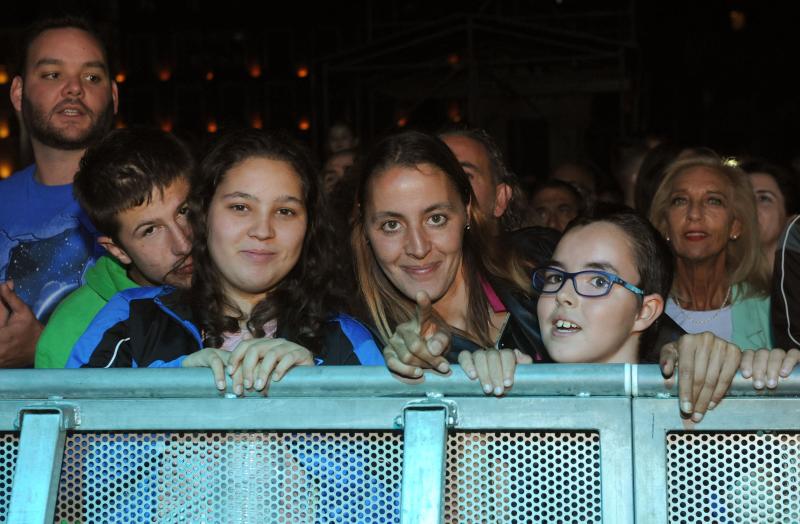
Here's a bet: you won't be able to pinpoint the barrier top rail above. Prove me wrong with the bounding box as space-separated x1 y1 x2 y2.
1 364 798 400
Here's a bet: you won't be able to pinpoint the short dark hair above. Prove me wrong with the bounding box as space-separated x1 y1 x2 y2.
564 203 673 355
530 179 586 212
18 16 109 75
437 124 527 231
73 128 194 239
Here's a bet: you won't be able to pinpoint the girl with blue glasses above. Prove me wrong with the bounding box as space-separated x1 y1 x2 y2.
534 207 799 414
534 208 672 364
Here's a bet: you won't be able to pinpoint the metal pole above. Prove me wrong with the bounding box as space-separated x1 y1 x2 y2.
7 412 67 523
400 407 448 524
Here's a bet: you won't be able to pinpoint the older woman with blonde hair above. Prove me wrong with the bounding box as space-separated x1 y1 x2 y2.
649 151 772 349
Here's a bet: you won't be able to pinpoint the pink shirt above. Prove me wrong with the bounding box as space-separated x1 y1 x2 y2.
481 278 508 313
220 318 278 351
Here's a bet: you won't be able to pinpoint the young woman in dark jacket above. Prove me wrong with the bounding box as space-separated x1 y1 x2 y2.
68 129 382 391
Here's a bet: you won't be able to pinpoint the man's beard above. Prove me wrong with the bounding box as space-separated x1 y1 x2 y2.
22 95 114 151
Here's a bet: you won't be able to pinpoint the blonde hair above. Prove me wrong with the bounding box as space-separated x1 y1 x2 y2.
648 151 770 298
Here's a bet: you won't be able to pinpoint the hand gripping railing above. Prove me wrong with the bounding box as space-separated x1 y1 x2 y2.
1 364 799 524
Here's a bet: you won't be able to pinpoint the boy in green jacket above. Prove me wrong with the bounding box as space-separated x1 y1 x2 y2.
35 128 195 367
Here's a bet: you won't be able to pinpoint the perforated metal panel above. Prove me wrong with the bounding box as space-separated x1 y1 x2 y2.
54 431 402 524
667 432 800 523
0 433 19 523
445 432 602 523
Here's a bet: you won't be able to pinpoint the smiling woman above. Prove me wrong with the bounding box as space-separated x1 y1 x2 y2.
68 129 385 392
649 152 773 348
351 130 550 395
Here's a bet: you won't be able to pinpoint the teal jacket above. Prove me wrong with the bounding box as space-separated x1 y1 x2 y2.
35 256 138 368
731 285 773 350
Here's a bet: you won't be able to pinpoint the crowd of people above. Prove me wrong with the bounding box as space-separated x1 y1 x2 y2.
2 16 800 425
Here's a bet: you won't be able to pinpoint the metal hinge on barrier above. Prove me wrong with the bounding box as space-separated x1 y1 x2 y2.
394 392 459 429
13 403 81 430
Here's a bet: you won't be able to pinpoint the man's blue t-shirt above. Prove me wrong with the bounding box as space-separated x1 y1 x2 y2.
0 165 100 322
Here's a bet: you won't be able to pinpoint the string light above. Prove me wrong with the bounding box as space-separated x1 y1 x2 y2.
115 72 126 83
248 63 262 79
296 65 309 78
0 162 12 179
298 117 310 131
207 119 218 133
158 68 171 82
160 118 173 133
0 65 10 85
0 120 10 139
205 71 214 81
448 101 462 123
251 114 263 129
730 10 746 31
397 117 408 128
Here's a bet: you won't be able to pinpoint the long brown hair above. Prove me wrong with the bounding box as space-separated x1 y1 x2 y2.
189 129 345 353
352 130 528 346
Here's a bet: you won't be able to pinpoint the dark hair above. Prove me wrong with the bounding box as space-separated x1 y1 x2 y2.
739 158 799 216
437 125 527 231
508 226 561 273
633 143 683 217
73 128 194 240
352 130 528 346
18 16 109 76
191 128 342 353
530 179 586 211
564 203 674 356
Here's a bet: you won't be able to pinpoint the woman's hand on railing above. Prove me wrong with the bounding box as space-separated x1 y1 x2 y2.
182 348 231 391
226 338 315 396
659 332 741 423
458 348 532 397
740 348 800 390
382 291 451 381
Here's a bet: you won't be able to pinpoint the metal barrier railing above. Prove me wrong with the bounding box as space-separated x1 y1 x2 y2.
0 365 797 523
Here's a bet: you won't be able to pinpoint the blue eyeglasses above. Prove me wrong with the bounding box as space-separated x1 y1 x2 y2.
532 267 645 297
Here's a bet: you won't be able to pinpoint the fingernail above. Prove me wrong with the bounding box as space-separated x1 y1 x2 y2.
504 379 512 387
708 401 717 410
437 362 449 373
273 374 282 382
226 366 233 375
414 368 422 376
244 379 251 388
692 412 704 423
430 341 442 354
681 402 693 413
234 385 242 395
254 379 264 389
754 380 764 389
781 368 791 376
483 384 492 393
468 371 477 379
216 380 225 390
768 379 777 388
494 386 503 396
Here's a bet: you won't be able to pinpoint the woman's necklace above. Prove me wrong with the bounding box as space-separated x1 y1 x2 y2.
671 285 732 327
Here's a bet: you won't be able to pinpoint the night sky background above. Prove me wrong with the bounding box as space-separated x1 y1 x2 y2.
2 0 800 190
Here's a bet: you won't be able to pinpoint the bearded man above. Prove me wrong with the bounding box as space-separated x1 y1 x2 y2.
0 16 118 366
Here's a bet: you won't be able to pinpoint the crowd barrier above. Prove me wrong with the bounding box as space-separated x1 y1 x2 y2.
0 364 798 523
